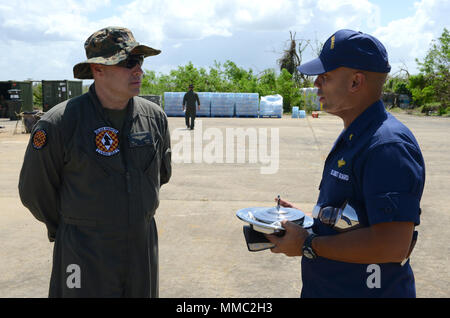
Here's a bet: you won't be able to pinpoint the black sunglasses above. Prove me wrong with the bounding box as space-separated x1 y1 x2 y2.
117 55 144 69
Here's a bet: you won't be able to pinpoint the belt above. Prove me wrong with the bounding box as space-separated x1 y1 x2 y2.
401 230 418 266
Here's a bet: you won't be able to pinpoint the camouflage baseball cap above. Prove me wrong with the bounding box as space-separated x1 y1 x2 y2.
73 26 161 79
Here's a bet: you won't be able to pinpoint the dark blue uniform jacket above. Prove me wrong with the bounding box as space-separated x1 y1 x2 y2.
301 100 425 298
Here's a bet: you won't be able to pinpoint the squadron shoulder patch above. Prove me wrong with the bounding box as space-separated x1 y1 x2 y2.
94 127 120 156
32 129 47 150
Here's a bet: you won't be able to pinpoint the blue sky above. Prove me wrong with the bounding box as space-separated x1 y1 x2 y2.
377 0 416 25
0 0 448 82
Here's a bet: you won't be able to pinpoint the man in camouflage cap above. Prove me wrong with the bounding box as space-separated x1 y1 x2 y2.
73 27 161 79
19 27 172 297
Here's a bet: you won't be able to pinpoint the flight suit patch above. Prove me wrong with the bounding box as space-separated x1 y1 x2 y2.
128 131 153 148
32 129 47 150
94 127 120 156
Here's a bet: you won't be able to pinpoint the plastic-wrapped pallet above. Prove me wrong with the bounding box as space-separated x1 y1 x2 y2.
211 92 235 117
163 92 185 116
259 94 283 118
235 93 259 117
196 92 212 117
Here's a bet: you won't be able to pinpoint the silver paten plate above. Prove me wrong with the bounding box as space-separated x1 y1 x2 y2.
236 207 314 234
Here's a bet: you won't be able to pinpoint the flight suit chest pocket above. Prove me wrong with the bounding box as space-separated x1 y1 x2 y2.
135 132 161 217
128 131 159 172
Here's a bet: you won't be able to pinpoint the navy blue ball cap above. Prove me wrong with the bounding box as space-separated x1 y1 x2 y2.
297 29 391 75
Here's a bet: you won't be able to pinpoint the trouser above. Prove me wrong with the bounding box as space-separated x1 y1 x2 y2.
185 107 196 129
49 217 159 298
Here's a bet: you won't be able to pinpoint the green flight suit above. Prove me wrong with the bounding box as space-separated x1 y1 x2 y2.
18 84 171 297
183 90 200 129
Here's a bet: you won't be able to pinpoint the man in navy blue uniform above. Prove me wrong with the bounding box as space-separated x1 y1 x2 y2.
267 29 425 298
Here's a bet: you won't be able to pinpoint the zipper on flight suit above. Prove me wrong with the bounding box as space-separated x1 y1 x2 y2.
118 103 134 196
125 171 132 193
121 127 132 195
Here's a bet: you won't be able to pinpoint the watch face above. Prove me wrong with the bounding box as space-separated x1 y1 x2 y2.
303 248 313 259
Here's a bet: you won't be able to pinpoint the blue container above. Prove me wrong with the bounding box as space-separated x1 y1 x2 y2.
299 110 306 118
292 106 299 118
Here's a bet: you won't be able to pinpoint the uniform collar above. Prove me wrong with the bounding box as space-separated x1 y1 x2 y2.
88 83 137 124
337 99 387 147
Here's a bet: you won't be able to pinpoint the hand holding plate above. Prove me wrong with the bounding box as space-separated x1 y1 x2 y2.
265 220 309 257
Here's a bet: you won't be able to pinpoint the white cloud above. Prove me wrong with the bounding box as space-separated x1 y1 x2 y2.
373 0 449 74
0 0 448 81
0 0 111 42
311 0 380 30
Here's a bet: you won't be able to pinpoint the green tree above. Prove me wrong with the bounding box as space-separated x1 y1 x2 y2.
256 69 277 96
415 28 449 114
277 31 319 87
276 68 301 112
408 74 434 107
140 59 313 112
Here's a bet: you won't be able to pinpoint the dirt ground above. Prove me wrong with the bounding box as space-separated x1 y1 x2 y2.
0 111 449 298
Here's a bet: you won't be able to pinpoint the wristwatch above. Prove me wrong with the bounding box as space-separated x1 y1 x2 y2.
302 233 318 259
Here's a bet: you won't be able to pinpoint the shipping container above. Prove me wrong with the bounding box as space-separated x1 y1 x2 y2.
0 81 33 117
398 94 411 109
42 80 83 111
382 92 412 109
139 94 162 106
